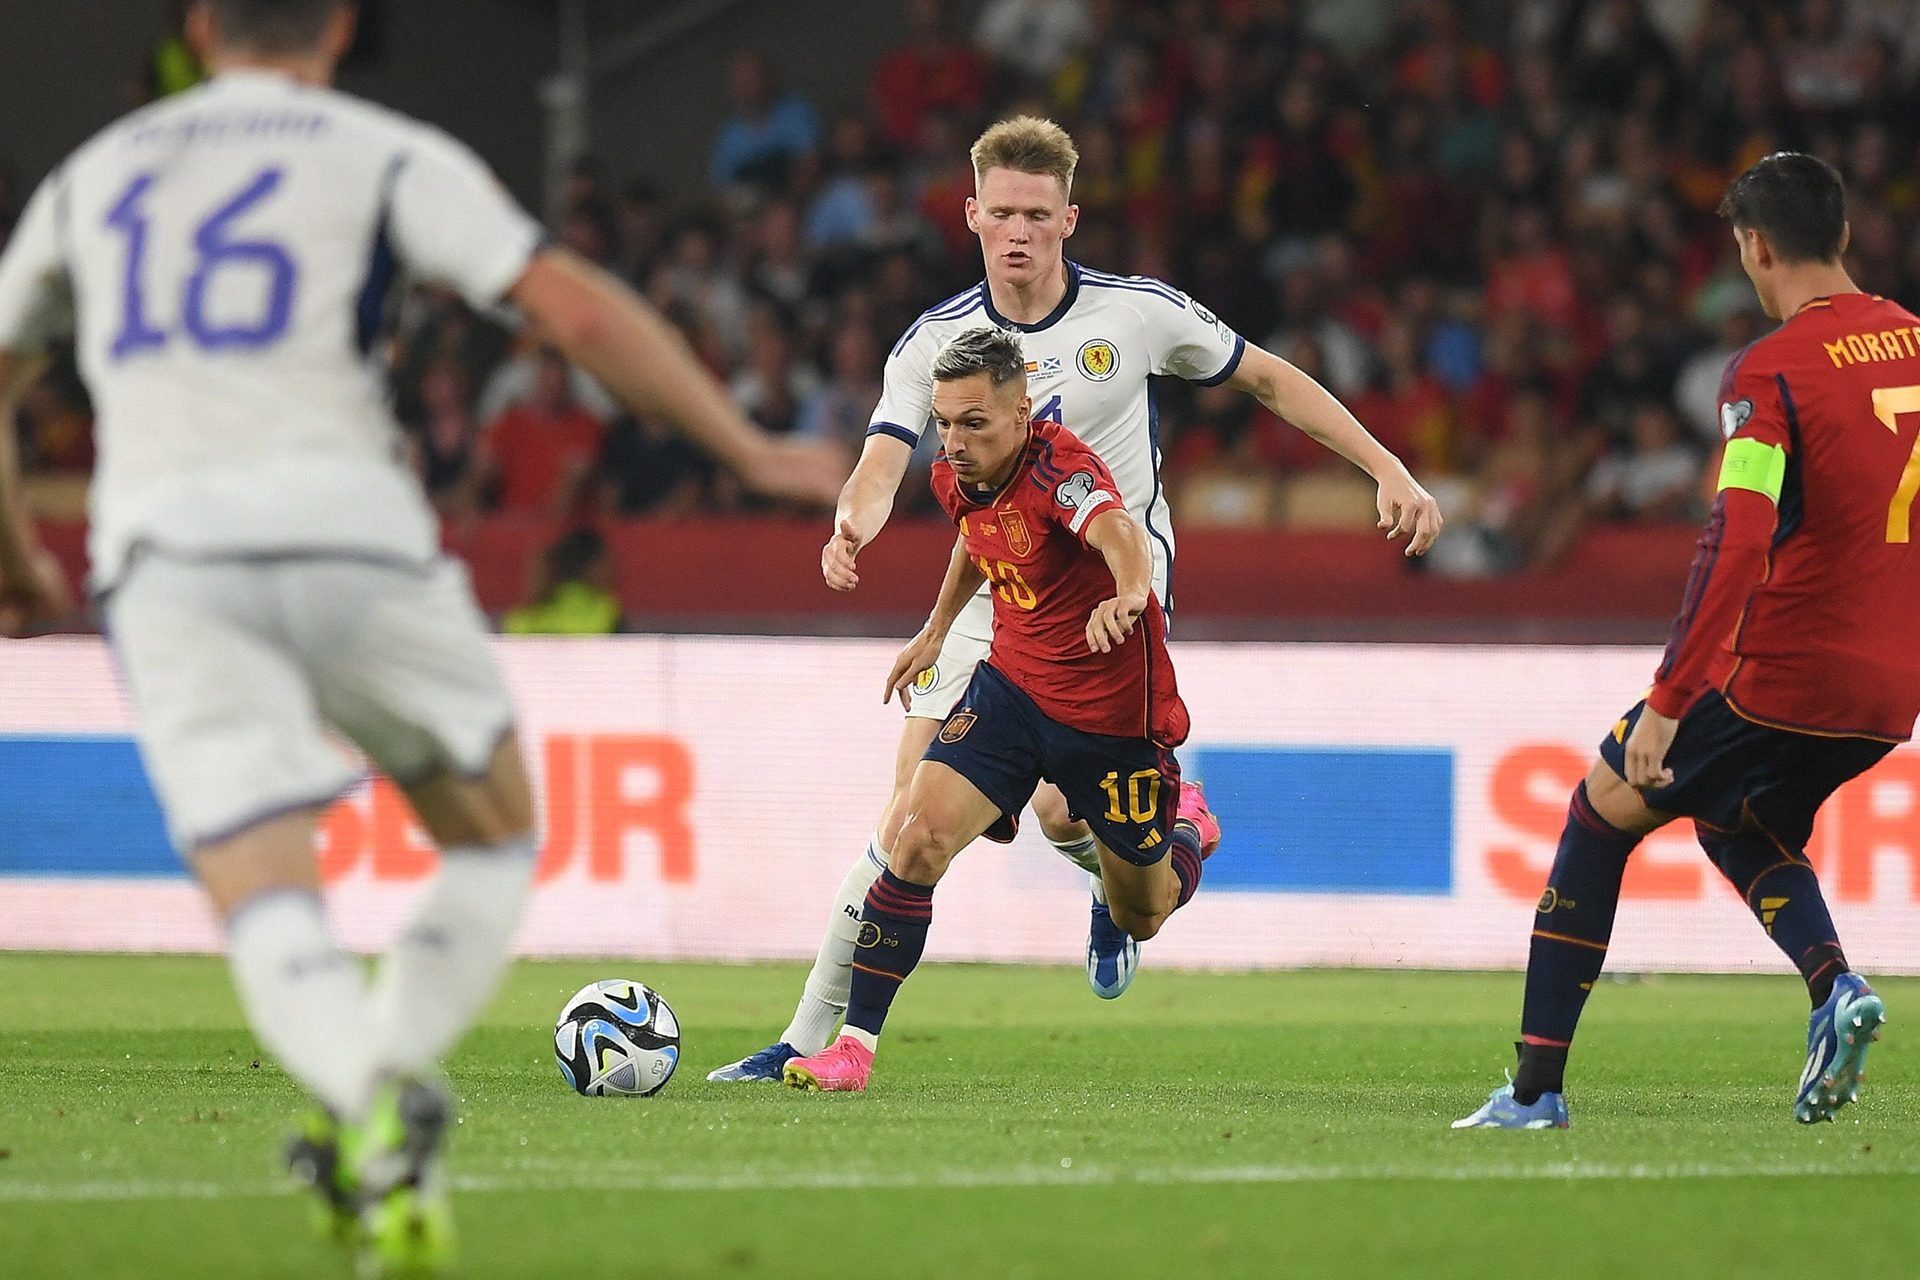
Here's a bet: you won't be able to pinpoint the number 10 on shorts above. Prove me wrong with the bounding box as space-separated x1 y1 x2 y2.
1100 768 1161 823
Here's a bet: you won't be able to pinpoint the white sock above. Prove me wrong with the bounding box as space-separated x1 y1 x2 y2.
1051 833 1106 903
225 889 379 1121
779 836 889 1055
368 837 537 1079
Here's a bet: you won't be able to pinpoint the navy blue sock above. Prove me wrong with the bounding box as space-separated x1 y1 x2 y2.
843 869 935 1038
1169 822 1204 909
1697 825 1848 1007
1515 782 1640 1102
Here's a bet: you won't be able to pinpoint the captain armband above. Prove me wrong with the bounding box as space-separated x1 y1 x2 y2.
1717 437 1786 502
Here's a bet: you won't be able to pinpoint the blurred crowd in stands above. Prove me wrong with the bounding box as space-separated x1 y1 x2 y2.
9 0 1920 583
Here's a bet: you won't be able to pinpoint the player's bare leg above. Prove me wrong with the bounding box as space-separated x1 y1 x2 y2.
715 726 1108 1081
708 716 941 1083
784 760 1002 1092
1094 781 1220 942
299 733 536 1275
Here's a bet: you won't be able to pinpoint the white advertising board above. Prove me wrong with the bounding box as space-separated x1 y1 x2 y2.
3 638 1917 972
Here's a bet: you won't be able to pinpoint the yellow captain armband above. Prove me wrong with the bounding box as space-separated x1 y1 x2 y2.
1717 437 1786 501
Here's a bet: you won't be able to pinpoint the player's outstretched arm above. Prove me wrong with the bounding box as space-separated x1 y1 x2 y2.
510 248 846 507
0 350 74 635
1226 344 1443 556
1082 508 1152 655
823 433 913 592
886 534 985 708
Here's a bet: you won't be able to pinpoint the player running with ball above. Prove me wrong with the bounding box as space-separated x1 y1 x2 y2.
711 116 1442 1083
1457 152 1917 1130
0 0 838 1270
786 326 1213 1091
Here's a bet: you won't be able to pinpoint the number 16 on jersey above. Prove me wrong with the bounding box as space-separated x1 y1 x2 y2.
106 167 297 359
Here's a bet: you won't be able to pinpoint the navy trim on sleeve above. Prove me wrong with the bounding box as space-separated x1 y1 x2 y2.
866 421 919 447
1192 333 1246 387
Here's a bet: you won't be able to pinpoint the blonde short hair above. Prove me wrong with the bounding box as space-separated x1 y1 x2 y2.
970 116 1079 196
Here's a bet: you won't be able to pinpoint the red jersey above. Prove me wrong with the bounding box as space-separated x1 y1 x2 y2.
932 419 1188 746
482 402 604 512
1651 293 1920 741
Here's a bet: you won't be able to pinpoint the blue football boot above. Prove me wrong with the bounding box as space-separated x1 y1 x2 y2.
1795 972 1885 1123
1086 890 1140 1000
1452 1078 1570 1130
706 1041 800 1083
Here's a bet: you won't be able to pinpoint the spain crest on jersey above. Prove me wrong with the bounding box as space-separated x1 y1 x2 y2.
1077 338 1118 382
1000 509 1032 556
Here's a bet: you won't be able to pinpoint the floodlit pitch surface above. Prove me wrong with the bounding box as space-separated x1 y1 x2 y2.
2 956 1915 1278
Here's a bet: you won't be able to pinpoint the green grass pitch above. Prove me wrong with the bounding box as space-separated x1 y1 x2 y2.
2 954 1916 1278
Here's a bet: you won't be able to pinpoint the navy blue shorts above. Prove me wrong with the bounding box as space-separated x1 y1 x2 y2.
1599 690 1892 849
922 662 1182 867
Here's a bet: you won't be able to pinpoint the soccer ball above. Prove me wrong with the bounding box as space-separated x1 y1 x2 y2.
553 979 681 1097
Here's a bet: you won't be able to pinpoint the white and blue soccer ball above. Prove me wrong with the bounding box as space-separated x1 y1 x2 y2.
553 979 681 1097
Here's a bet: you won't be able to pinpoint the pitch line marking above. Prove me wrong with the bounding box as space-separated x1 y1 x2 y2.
3 1159 1918 1203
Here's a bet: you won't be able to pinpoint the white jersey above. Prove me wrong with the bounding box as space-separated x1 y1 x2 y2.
0 69 544 590
871 262 1244 608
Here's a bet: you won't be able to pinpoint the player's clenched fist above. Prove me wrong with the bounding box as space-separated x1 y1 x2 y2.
884 626 944 709
822 517 864 592
1085 590 1147 654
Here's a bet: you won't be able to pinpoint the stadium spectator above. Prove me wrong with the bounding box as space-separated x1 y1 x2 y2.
796 324 883 451
1673 306 1763 447
1585 399 1701 523
408 358 484 521
973 0 1094 85
478 350 606 516
871 0 986 148
33 0 1920 561
613 178 668 287
503 528 623 635
729 304 820 436
599 413 711 517
709 51 821 194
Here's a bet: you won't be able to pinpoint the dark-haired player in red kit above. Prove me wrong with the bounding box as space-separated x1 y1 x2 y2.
784 325 1219 1092
1459 152 1919 1130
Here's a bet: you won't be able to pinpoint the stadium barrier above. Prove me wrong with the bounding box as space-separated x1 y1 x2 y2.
33 516 1702 629
4 636 1918 972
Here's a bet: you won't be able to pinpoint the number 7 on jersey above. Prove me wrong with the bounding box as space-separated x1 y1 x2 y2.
1872 384 1920 543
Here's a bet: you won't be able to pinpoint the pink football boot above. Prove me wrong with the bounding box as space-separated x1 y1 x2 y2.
1177 780 1222 857
782 1035 875 1092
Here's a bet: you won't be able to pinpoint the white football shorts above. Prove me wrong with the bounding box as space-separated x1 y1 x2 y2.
104 552 514 851
901 547 1170 722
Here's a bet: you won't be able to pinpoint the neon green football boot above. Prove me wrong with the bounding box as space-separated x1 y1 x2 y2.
285 1107 358 1245
339 1079 455 1277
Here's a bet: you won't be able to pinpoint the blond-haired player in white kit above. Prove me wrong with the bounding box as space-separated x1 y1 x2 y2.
708 116 1443 1083
0 1 839 1271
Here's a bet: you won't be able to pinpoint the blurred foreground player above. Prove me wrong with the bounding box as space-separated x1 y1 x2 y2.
1457 153 1917 1130
711 116 1441 1082
0 0 838 1270
784 327 1219 1093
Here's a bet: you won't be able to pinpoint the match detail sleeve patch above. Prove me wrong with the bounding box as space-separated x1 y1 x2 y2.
1067 489 1115 534
1717 437 1786 501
